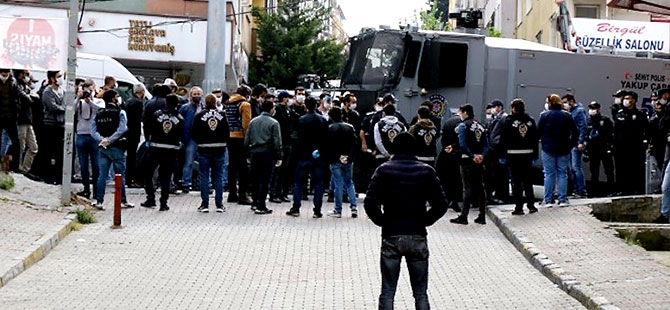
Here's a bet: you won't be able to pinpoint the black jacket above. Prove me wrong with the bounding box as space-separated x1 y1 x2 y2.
497 112 539 159
273 103 293 146
440 116 462 159
614 107 648 153
325 121 357 164
587 114 614 153
409 119 438 161
343 108 361 133
295 111 328 160
537 108 578 156
142 96 166 141
123 96 144 142
410 114 441 142
16 82 34 125
364 155 448 237
0 76 23 119
192 108 230 154
147 108 184 150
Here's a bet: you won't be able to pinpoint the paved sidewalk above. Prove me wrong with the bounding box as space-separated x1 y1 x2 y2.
493 203 670 310
0 193 582 309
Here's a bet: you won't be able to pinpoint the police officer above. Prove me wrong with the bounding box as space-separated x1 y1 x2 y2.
497 99 538 215
486 99 510 204
193 95 230 213
585 102 615 196
611 89 627 119
614 91 648 195
91 89 134 210
359 99 383 183
373 104 407 159
409 106 438 166
451 104 488 225
141 94 184 211
369 94 408 135
436 111 463 212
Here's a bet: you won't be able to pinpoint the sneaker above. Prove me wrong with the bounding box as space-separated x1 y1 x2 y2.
327 210 342 218
286 209 300 217
557 201 569 208
141 200 156 208
237 196 253 206
281 196 291 203
572 192 588 199
450 216 468 225
77 190 90 199
198 205 209 213
528 205 538 214
216 206 226 213
182 186 191 194
541 201 554 208
511 209 525 215
313 212 323 218
122 202 135 209
474 215 487 225
652 215 670 224
269 197 283 204
351 208 358 218
250 205 258 211
159 205 169 211
92 202 105 210
255 208 273 215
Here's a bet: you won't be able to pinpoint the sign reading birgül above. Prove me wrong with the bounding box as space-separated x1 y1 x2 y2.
0 17 67 70
571 18 669 54
127 20 175 56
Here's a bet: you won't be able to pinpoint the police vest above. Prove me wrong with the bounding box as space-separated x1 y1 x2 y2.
413 122 437 160
463 119 487 155
95 105 126 149
378 117 407 152
150 110 183 150
506 116 536 155
224 100 243 133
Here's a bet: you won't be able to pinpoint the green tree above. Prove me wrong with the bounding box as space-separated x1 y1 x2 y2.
419 0 450 31
249 0 345 89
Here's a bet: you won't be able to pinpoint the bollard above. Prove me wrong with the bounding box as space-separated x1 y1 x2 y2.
113 174 122 228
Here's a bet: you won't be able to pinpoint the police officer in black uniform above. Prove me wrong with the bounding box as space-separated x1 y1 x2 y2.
436 111 463 212
141 94 184 211
451 104 489 225
409 106 438 167
497 99 538 215
613 91 648 195
359 99 383 184
585 102 615 196
611 89 627 120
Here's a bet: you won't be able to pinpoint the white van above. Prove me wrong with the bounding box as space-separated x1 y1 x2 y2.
31 52 151 100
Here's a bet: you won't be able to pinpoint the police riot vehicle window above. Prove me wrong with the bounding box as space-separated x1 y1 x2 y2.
341 31 406 87
402 40 422 78
418 41 468 89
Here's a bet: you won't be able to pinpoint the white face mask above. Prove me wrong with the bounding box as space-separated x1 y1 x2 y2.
588 109 597 116
485 114 493 120
56 77 64 86
544 103 550 111
0 75 8 82
323 103 331 110
623 99 631 108
614 97 622 104
23 76 30 83
350 104 357 110
562 103 571 111
296 95 305 103
116 96 123 105
216 97 222 105
661 99 668 105
459 114 465 121
374 105 383 112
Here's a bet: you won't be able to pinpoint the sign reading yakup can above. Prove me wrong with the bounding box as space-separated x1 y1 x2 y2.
571 18 670 54
0 16 67 70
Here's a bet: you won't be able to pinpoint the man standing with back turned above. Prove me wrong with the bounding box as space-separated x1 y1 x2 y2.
365 132 448 310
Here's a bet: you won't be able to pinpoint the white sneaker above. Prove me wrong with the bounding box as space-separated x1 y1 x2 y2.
557 201 569 207
122 202 135 209
92 202 105 210
327 210 342 218
541 201 554 208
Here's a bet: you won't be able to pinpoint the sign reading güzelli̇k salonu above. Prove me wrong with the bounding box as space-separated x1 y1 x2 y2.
571 18 670 54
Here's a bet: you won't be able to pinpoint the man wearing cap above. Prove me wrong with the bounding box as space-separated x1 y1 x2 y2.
585 102 615 196
611 89 627 119
486 99 510 204
270 91 295 203
614 91 648 195
364 132 448 309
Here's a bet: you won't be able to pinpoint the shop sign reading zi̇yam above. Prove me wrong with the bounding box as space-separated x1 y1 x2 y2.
127 20 175 56
571 18 670 54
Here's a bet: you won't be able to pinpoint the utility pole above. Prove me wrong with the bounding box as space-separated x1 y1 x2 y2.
202 0 227 94
61 0 79 205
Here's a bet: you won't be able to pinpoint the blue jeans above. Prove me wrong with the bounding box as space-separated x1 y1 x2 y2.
661 163 670 217
182 140 197 187
293 157 324 213
76 134 99 193
0 129 9 155
96 147 126 203
222 148 229 188
542 151 570 203
570 147 587 195
199 152 225 207
330 162 357 213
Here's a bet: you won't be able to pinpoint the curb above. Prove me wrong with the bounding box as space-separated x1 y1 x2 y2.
487 206 620 310
0 213 77 289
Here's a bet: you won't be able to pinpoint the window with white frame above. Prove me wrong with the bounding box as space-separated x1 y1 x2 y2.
575 5 600 19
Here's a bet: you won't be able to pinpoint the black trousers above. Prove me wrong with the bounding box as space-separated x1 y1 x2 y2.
379 235 430 310
250 151 273 210
436 152 462 203
0 117 20 171
615 151 645 195
589 151 615 195
125 137 140 185
144 148 178 205
270 145 291 198
38 123 64 184
485 151 509 201
508 155 535 210
227 138 248 197
460 161 486 217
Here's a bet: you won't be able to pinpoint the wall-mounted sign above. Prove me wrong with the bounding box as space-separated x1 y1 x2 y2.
127 19 175 55
571 18 669 54
0 16 67 70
